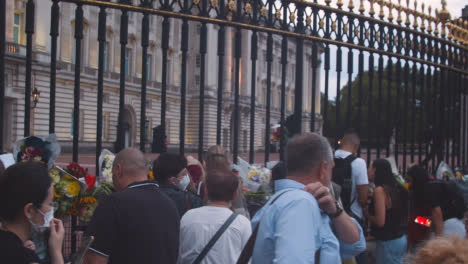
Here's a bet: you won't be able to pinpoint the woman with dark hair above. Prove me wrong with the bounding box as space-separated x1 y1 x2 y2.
365 159 408 264
0 161 64 264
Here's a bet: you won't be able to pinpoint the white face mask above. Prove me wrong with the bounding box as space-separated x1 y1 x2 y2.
29 207 54 233
176 174 190 191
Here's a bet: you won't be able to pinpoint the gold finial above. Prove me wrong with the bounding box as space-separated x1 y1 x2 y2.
260 6 267 17
228 0 236 11
379 0 385 19
370 0 375 16
325 0 332 6
397 5 402 24
388 2 394 21
404 0 411 26
275 9 281 20
245 3 252 14
348 0 355 11
359 0 365 13
447 23 452 39
434 10 440 34
427 6 432 32
420 3 425 30
290 12 296 22
413 1 418 29
337 0 344 8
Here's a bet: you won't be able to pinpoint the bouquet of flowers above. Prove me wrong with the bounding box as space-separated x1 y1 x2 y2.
50 162 112 222
232 158 274 216
99 149 115 183
385 156 408 190
270 124 281 143
49 166 87 217
436 161 455 180
13 134 61 169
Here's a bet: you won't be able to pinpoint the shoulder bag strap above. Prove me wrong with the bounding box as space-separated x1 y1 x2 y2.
236 189 293 264
185 191 191 211
345 154 358 209
192 213 239 264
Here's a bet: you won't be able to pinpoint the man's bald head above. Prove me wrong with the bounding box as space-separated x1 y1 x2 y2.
112 148 148 191
114 148 148 176
341 129 360 153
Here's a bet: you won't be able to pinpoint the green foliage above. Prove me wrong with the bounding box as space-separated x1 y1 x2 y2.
321 63 439 147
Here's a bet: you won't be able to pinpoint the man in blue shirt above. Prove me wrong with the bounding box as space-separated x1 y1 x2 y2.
251 133 365 263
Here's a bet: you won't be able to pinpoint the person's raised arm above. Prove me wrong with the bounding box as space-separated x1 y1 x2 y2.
431 206 444 236
356 185 369 209
304 182 360 244
48 218 65 264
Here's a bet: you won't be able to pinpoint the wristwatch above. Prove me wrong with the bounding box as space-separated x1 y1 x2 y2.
328 202 344 219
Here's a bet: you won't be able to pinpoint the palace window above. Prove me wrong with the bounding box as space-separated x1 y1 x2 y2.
13 12 23 44
146 54 152 81
125 48 132 76
103 42 108 72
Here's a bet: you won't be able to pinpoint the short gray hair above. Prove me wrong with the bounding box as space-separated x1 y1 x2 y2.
286 132 333 176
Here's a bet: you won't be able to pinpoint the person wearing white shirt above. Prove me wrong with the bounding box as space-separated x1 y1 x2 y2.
335 129 368 264
178 168 252 264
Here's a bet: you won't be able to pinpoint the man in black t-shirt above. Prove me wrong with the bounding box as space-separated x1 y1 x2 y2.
424 181 465 236
83 148 180 264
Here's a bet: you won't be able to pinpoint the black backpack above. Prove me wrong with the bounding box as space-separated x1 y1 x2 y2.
332 154 357 212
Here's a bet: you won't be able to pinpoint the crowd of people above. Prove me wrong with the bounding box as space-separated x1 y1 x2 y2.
0 130 467 264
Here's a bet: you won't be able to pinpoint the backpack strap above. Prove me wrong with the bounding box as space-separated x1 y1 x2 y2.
344 154 357 163
340 154 357 213
236 189 293 264
192 213 238 264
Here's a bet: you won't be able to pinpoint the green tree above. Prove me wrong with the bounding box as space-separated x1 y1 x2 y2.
321 63 441 148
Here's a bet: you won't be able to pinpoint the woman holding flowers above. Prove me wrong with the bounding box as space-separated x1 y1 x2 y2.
0 162 65 264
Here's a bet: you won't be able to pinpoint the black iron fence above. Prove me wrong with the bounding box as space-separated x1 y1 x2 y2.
0 0 467 169
1 0 468 255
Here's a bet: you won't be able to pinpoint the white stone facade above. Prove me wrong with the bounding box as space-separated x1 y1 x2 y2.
3 0 322 153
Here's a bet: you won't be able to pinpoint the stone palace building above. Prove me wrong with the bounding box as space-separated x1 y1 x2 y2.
3 0 322 153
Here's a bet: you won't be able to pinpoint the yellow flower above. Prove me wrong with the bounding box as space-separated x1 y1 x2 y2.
53 187 61 198
80 196 97 204
148 170 154 181
403 183 409 191
66 181 81 197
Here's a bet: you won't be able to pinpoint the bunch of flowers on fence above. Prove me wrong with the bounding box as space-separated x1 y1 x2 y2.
99 149 115 183
50 162 113 222
13 134 61 169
